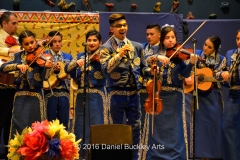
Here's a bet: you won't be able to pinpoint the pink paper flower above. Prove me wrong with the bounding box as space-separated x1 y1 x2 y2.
31 120 50 134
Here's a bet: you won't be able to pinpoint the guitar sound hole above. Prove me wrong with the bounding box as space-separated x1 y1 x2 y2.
198 75 204 82
54 70 60 74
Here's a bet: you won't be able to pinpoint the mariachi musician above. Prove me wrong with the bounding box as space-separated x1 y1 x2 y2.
185 35 229 159
0 30 52 139
140 25 196 160
0 11 21 159
43 30 72 130
65 30 108 160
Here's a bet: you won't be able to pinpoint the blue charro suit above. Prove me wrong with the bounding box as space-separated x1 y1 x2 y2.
140 47 193 160
44 49 72 130
190 50 226 158
100 37 148 160
0 51 51 139
222 49 240 160
65 49 107 160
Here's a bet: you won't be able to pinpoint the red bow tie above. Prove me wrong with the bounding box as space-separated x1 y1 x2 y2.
5 35 18 47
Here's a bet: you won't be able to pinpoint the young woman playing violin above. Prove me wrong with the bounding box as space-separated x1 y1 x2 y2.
0 30 52 139
65 30 107 160
140 25 197 160
185 35 229 159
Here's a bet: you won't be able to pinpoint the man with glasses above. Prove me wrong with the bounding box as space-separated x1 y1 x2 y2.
100 13 147 160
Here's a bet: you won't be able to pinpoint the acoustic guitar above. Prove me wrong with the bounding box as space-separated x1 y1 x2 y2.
184 67 217 93
70 78 78 91
43 61 69 90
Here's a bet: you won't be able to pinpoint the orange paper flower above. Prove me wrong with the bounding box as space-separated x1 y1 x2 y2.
60 139 78 160
17 131 48 160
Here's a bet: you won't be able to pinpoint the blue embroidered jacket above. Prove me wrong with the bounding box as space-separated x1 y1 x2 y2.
225 49 240 90
100 37 148 90
0 51 51 90
142 42 161 86
146 48 193 87
44 50 72 89
65 49 105 88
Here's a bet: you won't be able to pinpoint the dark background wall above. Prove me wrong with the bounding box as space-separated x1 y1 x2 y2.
0 0 239 19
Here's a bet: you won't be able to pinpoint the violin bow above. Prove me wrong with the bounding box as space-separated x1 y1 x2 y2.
169 20 206 59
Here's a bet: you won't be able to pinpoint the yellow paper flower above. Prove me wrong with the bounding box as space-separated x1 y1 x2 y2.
48 119 66 138
7 132 23 159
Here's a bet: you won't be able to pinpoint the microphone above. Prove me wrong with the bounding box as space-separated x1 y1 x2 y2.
192 38 197 43
180 49 193 55
82 42 87 46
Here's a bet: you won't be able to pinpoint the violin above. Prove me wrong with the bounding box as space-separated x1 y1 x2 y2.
89 52 100 62
144 56 162 136
144 66 163 114
166 44 206 62
165 20 206 61
26 45 53 68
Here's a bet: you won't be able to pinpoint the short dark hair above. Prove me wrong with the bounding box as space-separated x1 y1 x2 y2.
146 24 161 33
86 30 102 42
18 30 36 44
109 13 126 26
0 11 17 27
48 30 62 39
48 31 62 46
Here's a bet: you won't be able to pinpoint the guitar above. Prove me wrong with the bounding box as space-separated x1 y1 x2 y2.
43 61 69 90
70 78 78 91
184 67 217 93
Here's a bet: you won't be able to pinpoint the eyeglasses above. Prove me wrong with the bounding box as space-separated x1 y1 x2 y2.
111 24 128 28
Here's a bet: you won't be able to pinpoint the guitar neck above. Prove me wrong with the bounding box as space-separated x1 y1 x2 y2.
198 76 217 82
